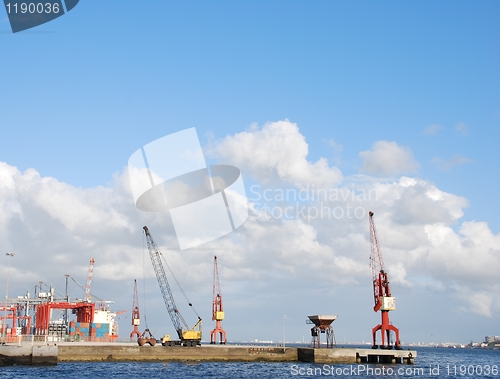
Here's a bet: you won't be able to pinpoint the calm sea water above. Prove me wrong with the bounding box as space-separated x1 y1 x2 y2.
1 347 498 378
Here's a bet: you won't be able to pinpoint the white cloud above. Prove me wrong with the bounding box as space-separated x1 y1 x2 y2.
455 122 469 136
0 162 169 290
424 221 500 286
387 263 411 287
207 119 343 189
423 124 443 135
374 177 468 224
359 141 420 176
455 286 495 317
430 155 473 171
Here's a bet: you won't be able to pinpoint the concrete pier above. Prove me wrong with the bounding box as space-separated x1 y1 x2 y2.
0 343 417 365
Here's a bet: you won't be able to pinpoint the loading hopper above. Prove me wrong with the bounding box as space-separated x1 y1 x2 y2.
307 315 337 328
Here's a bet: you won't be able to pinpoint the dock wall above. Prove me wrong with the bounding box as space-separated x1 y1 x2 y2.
0 345 58 366
298 347 357 363
58 345 297 362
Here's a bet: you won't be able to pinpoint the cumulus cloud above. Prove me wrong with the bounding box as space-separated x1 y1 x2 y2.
423 124 443 135
375 177 468 224
0 121 498 339
424 221 500 286
455 286 495 317
207 119 343 189
430 155 473 171
359 141 420 176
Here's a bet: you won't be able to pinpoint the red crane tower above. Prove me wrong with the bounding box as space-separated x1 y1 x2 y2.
369 211 402 350
84 258 95 302
210 256 227 344
130 279 141 339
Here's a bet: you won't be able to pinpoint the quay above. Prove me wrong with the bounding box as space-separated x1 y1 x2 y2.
1 343 416 366
0 345 58 366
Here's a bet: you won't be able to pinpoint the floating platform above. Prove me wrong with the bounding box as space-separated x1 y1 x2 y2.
1 343 417 365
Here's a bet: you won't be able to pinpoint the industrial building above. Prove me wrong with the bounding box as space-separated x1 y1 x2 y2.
0 259 119 343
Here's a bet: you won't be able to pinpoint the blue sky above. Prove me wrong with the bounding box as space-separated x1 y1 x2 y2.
1 1 499 345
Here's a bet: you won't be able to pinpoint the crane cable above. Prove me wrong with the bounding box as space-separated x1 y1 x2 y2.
69 276 103 301
159 252 201 320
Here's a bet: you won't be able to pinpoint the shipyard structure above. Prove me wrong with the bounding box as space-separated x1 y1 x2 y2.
0 259 119 343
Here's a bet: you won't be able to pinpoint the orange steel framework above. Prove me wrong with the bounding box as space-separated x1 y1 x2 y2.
130 279 141 339
35 302 94 335
369 211 401 350
0 306 18 337
210 256 226 344
1 306 31 335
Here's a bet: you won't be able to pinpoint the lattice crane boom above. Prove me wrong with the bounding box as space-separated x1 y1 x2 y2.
369 211 385 280
84 258 94 302
130 279 141 339
143 226 186 339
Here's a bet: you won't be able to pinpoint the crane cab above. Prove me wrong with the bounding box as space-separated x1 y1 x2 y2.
380 296 396 311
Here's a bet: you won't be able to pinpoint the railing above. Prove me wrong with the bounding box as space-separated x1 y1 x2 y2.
5 334 48 346
3 333 130 345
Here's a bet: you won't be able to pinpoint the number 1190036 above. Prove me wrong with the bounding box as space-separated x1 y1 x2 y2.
5 2 60 14
446 365 499 376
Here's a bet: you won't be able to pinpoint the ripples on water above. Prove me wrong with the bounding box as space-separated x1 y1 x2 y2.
1 348 498 378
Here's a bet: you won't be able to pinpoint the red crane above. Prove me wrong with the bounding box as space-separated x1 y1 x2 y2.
210 256 227 344
130 279 141 339
369 211 402 350
84 258 95 302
